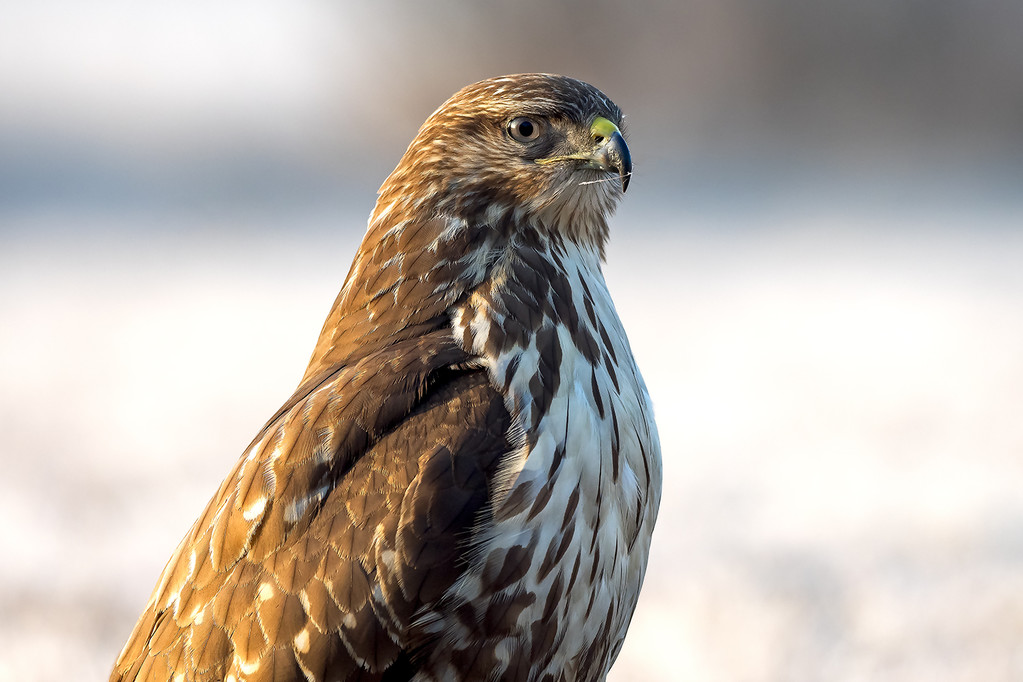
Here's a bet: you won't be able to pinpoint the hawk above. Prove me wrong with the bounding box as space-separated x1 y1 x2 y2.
111 73 662 682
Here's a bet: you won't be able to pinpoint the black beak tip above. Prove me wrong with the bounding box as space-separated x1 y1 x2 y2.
612 130 633 193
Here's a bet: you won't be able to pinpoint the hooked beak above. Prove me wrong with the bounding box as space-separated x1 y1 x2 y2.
536 116 633 192
587 116 632 192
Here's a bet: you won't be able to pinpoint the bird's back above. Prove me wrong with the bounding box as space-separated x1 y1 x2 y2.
111 350 512 681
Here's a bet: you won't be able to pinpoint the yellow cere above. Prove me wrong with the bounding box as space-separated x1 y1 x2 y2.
589 116 620 141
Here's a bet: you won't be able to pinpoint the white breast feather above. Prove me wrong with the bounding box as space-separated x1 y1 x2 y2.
443 240 662 681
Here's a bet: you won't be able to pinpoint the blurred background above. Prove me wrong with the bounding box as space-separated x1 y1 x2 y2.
2 1 1022 680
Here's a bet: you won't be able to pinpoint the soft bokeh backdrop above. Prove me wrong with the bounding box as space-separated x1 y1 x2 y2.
2 1 1022 680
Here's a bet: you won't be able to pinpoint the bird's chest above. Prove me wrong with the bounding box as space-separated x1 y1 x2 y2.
444 252 662 679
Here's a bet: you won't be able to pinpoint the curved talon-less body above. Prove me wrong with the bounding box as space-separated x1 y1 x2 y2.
112 74 661 682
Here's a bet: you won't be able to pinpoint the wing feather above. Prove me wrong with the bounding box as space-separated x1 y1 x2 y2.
111 331 511 681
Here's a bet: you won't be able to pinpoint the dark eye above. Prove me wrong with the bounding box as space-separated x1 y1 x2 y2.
508 117 541 143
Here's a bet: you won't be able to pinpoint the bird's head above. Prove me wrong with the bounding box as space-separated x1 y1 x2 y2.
374 73 632 250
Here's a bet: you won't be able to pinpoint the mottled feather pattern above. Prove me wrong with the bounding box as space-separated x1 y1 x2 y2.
112 73 660 682
114 333 497 680
437 236 660 681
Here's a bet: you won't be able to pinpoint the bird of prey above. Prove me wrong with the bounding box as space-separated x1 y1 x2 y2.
111 73 662 682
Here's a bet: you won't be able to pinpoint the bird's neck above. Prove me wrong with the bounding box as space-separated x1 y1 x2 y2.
299 215 498 384
450 236 609 432
299 212 608 397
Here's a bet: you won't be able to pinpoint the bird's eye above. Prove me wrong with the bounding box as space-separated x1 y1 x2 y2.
508 117 542 143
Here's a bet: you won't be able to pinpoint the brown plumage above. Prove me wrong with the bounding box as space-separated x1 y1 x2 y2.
111 73 661 682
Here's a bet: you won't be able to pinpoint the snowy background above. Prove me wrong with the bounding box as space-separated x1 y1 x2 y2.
2 2 1022 680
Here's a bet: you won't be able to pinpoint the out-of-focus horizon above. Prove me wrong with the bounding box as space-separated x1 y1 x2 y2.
2 1 1022 680
3 0 1022 214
